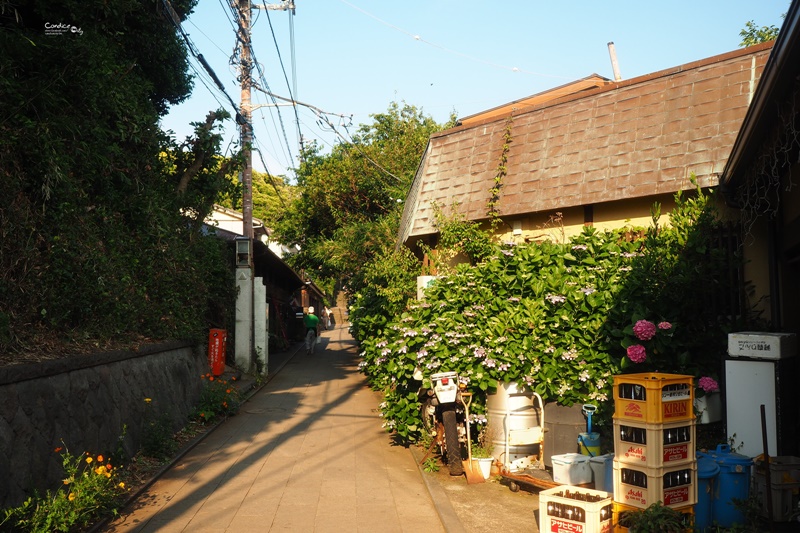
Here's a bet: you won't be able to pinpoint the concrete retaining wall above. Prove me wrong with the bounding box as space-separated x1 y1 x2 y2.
0 341 206 508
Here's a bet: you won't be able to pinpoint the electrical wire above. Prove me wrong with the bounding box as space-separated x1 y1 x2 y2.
264 5 302 154
159 0 243 122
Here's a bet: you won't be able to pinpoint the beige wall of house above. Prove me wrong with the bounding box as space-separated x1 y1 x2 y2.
493 193 680 244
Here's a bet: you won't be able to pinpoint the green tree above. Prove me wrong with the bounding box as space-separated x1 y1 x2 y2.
0 0 238 354
740 20 780 47
273 102 453 298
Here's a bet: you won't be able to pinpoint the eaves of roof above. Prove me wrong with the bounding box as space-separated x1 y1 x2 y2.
720 0 800 198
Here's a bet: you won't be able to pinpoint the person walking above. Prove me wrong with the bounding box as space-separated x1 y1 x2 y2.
303 306 320 354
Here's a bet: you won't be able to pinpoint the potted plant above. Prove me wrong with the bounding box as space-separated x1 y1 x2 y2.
617 502 688 532
471 426 495 479
694 375 721 424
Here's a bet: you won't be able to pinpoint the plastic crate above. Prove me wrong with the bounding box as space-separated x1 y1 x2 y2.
613 373 694 424
612 460 697 510
754 455 800 484
552 453 593 485
612 501 694 532
753 473 800 522
612 419 696 468
540 485 613 533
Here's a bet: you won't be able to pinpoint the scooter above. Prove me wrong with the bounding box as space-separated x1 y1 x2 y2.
416 368 465 476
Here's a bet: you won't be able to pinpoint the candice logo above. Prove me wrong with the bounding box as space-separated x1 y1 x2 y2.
44 22 83 36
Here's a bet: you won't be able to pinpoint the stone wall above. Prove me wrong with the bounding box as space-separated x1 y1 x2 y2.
0 341 207 508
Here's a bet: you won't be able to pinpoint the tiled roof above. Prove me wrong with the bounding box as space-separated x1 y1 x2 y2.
399 42 774 244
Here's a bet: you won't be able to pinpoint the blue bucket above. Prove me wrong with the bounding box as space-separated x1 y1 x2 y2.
578 431 601 457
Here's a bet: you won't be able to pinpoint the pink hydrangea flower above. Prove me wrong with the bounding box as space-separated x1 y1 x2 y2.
626 344 647 363
632 320 657 341
658 321 672 331
698 376 719 393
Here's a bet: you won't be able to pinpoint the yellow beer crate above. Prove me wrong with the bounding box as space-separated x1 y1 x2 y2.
613 373 694 424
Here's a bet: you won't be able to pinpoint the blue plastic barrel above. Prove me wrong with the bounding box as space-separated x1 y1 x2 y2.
695 453 720 531
704 444 753 528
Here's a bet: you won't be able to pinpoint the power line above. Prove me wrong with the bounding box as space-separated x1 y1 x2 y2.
159 0 244 124
264 6 302 153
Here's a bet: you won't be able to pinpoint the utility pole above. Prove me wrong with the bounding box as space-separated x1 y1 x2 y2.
233 0 294 372
238 0 254 239
236 0 294 238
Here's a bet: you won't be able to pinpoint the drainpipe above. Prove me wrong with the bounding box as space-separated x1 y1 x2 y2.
768 217 782 328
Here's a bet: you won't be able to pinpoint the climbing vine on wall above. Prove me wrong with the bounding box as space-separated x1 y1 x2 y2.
732 80 800 239
486 116 513 227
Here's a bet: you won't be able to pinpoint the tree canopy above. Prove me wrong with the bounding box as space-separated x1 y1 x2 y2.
0 0 239 356
272 102 453 296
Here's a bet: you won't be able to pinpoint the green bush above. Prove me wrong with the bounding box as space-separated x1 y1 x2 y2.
190 374 242 424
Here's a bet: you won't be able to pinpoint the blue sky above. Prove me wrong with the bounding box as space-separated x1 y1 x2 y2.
160 0 789 177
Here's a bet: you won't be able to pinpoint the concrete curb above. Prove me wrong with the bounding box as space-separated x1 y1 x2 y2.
409 445 467 533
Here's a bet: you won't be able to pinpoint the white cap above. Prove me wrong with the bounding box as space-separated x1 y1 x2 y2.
308 306 315 313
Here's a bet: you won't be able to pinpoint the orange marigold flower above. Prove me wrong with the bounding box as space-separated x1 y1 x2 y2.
200 413 205 417
223 402 228 408
209 376 215 381
97 455 104 463
226 389 231 394
54 446 63 453
107 463 113 470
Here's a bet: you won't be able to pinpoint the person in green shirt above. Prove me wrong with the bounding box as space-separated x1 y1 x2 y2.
304 306 320 354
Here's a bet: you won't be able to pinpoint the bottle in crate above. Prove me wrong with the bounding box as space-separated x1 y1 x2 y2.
613 373 694 424
613 418 696 468
539 485 613 533
612 459 697 510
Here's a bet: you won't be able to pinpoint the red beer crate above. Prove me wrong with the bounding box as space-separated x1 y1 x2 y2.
539 485 614 533
612 501 694 532
612 460 697 510
613 373 694 424
612 418 696 469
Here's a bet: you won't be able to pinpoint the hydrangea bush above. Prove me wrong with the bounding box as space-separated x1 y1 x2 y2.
356 184 742 442
359 227 642 441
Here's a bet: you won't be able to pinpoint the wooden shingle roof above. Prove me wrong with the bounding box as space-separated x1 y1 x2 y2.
399 42 774 244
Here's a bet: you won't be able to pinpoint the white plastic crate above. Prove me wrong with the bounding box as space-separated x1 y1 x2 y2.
612 459 697 510
753 473 800 522
613 419 695 468
552 453 593 485
539 485 613 533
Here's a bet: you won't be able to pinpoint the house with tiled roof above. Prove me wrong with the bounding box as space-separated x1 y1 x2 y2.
398 41 774 254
